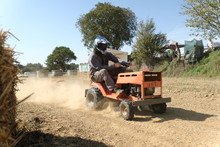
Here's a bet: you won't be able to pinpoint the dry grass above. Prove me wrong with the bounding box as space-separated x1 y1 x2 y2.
0 29 21 146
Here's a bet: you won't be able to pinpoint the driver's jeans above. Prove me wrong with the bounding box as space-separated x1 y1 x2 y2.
91 68 126 92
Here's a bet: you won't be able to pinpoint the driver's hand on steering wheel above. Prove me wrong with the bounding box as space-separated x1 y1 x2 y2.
114 63 123 68
126 63 132 66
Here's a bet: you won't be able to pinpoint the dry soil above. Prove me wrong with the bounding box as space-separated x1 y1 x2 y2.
15 76 220 147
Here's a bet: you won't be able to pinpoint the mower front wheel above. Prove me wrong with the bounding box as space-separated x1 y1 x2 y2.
119 101 134 120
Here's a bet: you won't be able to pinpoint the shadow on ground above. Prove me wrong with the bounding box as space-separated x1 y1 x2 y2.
16 131 108 147
133 107 216 122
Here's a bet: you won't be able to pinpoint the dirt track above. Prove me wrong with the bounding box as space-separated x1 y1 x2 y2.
16 77 220 147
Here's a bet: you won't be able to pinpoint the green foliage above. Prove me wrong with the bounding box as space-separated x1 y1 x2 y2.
154 60 170 72
161 59 186 76
46 46 77 71
181 0 220 40
66 63 79 70
183 50 220 77
19 63 43 72
157 50 220 77
76 2 137 50
131 19 167 69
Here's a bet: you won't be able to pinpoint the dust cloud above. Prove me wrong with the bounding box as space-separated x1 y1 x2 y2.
16 77 91 109
16 76 121 118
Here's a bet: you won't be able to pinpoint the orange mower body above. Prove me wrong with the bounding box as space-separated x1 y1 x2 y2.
85 71 171 120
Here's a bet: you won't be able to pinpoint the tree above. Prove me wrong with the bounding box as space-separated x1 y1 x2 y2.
46 46 77 71
66 63 78 70
76 2 137 50
131 19 167 69
181 0 220 40
17 63 43 72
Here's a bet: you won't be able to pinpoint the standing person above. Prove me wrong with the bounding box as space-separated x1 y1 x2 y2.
88 36 127 93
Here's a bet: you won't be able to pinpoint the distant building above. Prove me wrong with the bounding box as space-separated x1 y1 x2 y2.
79 63 89 72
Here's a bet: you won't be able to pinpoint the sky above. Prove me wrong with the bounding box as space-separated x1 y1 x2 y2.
0 0 202 66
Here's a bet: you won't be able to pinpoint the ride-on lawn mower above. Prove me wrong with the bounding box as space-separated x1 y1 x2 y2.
85 68 171 120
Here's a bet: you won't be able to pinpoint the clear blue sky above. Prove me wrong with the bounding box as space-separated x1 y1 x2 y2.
0 0 200 66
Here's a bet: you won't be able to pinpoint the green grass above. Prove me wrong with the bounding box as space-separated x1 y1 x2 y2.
155 50 220 77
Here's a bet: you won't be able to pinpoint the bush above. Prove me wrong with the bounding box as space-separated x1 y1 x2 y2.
155 50 220 77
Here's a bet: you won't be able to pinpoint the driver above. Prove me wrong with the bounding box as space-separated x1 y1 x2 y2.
88 36 127 93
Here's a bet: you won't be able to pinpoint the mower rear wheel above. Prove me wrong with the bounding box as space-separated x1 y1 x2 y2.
86 88 104 110
119 101 134 120
150 103 167 114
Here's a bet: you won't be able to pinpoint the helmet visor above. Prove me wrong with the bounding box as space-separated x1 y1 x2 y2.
98 43 107 51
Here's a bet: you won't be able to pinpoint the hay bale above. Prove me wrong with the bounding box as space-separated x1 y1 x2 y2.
0 29 20 146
